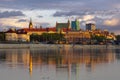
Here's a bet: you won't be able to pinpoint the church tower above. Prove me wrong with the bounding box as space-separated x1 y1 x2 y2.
68 19 71 29
29 18 33 29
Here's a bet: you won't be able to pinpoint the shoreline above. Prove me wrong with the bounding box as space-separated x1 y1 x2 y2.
0 43 120 49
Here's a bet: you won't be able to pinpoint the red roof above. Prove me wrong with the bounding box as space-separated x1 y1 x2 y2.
6 27 57 34
22 27 56 32
62 28 71 32
6 29 16 33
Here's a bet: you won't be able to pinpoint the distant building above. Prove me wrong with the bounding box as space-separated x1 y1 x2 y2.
5 19 56 42
56 20 70 32
5 19 116 43
29 18 33 29
5 29 18 41
71 19 80 31
86 23 96 31
65 31 91 44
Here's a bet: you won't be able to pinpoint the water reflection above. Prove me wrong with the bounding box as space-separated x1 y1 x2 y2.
0 47 119 80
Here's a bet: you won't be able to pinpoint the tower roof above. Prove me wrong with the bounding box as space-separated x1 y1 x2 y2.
29 18 33 29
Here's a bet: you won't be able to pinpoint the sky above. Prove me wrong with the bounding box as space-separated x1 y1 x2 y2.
0 0 120 34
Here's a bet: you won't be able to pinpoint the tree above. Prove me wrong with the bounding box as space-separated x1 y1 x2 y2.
116 35 120 41
41 33 64 43
0 32 5 41
91 35 106 43
30 34 40 42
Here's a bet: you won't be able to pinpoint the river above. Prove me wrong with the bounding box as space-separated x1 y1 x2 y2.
0 47 120 80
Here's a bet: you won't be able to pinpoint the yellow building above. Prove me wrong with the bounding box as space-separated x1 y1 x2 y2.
65 31 91 44
5 29 18 41
5 19 116 43
5 19 56 42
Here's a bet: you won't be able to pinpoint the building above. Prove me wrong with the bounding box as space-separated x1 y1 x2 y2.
56 20 70 32
5 28 18 41
5 19 116 43
71 19 80 31
65 31 91 44
29 18 33 29
86 23 96 31
5 19 56 42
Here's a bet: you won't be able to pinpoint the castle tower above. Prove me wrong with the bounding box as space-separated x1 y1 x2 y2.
29 18 33 29
86 23 96 31
68 20 71 29
75 19 80 31
71 19 80 31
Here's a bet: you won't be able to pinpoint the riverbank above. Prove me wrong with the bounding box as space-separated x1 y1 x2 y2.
0 43 120 49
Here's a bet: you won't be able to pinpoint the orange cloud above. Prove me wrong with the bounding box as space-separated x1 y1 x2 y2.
103 18 120 26
83 15 95 21
0 18 28 28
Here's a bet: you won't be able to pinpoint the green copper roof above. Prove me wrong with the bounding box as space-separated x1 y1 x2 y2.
56 23 69 32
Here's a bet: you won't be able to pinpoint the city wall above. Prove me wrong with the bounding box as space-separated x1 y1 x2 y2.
0 44 120 49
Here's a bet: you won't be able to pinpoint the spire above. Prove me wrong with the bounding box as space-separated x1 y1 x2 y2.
29 18 33 29
68 19 70 23
68 19 70 29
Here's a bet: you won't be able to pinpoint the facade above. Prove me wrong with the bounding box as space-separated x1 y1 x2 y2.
16 29 30 42
71 19 80 31
5 19 116 43
86 23 96 31
56 20 70 32
5 19 56 42
65 31 91 44
91 29 116 40
5 29 18 41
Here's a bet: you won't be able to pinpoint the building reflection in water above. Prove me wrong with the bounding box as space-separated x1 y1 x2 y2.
29 53 32 76
0 47 117 79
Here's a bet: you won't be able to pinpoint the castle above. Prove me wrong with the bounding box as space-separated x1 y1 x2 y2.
5 19 116 44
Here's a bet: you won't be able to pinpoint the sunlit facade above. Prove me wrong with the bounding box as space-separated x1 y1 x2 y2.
5 20 56 42
65 31 91 44
56 20 70 32
5 19 116 43
86 23 96 31
5 29 18 41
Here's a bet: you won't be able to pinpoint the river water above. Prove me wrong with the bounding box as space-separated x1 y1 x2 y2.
0 47 120 80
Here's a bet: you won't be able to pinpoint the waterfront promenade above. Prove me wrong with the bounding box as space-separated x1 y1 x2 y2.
0 43 120 49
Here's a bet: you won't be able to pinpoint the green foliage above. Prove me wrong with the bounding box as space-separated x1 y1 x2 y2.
0 32 5 41
116 35 120 41
30 33 65 43
30 34 40 42
91 35 106 42
41 33 64 42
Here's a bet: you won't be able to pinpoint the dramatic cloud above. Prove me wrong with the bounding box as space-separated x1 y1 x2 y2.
0 11 25 18
17 19 27 22
103 18 120 26
53 9 120 18
0 0 119 10
0 0 120 34
53 11 85 17
82 15 95 21
0 18 28 28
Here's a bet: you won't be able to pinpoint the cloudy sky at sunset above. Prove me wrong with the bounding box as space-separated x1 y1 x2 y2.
0 0 120 34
